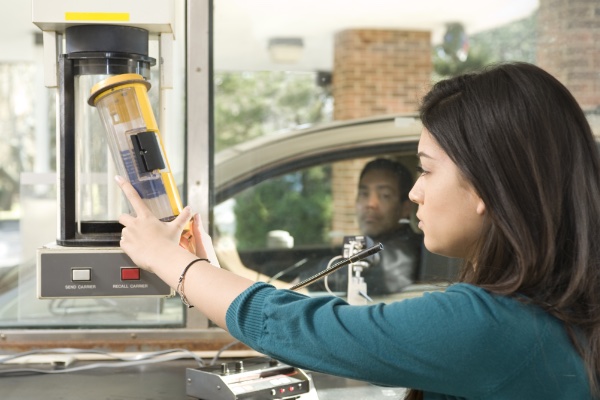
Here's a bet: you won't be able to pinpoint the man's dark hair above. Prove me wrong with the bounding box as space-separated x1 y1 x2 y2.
359 158 413 202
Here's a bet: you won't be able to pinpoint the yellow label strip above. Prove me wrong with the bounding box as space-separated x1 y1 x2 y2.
65 12 130 22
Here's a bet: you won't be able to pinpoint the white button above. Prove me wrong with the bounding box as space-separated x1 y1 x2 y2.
72 268 91 281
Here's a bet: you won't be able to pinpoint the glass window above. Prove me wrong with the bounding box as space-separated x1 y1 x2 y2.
211 0 599 304
1 0 598 343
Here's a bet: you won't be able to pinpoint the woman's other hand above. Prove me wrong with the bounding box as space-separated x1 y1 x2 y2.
191 213 221 268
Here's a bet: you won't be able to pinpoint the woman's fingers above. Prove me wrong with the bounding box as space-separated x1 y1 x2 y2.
118 213 135 227
114 175 151 217
174 206 193 231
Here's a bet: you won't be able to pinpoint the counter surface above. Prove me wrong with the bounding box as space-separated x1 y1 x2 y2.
1 358 407 399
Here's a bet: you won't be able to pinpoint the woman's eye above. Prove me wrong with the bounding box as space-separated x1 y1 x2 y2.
416 165 428 176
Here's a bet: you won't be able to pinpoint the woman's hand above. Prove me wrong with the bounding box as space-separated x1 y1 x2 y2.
115 175 255 327
115 175 191 272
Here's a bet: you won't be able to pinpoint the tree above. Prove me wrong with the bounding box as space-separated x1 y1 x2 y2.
433 13 537 78
214 71 333 249
233 166 332 250
214 71 330 151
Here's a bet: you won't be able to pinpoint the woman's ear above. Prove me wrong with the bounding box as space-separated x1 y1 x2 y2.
476 197 486 215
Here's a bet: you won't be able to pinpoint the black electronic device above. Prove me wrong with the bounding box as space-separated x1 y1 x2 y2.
186 357 311 400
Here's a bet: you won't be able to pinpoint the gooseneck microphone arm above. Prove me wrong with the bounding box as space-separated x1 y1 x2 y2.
289 243 384 291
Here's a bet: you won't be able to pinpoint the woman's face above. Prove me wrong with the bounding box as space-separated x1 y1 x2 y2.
408 129 487 259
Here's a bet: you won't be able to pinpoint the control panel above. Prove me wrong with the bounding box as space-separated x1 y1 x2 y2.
37 244 173 298
186 357 311 400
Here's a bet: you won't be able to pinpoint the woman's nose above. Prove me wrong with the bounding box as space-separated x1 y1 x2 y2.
408 186 421 204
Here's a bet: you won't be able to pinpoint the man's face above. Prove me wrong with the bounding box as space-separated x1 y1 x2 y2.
356 169 407 238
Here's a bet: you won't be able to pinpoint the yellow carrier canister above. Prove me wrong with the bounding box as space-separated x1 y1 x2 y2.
89 73 194 251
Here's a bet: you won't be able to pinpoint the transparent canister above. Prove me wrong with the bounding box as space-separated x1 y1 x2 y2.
89 74 193 249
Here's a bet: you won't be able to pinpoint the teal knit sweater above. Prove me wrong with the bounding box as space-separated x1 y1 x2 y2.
226 282 590 399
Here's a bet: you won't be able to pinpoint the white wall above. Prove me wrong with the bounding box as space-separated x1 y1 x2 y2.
0 0 37 62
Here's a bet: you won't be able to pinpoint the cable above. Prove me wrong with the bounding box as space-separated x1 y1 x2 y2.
0 348 204 376
48 298 137 317
323 255 343 296
209 340 241 366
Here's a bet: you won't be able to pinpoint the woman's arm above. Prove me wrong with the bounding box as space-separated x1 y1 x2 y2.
115 175 255 328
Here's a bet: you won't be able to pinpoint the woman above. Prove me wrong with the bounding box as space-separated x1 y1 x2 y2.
116 62 598 399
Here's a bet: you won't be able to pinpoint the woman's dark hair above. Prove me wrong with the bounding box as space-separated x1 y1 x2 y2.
408 62 600 399
359 158 413 201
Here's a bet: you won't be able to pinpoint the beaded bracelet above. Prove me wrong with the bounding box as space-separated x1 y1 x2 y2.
177 258 210 308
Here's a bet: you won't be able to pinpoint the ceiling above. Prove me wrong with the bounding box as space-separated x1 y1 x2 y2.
2 0 539 70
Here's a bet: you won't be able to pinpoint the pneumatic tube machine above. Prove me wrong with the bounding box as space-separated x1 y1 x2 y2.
32 1 180 299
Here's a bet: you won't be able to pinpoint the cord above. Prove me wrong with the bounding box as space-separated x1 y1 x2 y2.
323 256 344 296
0 348 204 376
209 340 241 366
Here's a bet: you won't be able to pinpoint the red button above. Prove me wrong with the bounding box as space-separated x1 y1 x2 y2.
121 267 140 280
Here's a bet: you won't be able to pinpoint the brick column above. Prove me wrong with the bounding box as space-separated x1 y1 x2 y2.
330 29 432 243
537 0 600 111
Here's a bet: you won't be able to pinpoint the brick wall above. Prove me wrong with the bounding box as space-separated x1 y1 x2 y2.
537 0 600 111
330 29 432 243
333 29 432 120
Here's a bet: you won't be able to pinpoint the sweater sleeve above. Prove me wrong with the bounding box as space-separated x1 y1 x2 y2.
225 282 576 397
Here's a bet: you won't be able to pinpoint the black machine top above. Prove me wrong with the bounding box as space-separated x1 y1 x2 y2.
66 24 150 56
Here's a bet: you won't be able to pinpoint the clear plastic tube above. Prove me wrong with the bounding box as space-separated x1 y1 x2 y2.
89 74 194 252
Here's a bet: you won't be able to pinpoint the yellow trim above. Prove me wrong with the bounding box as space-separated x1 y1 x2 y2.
65 12 130 22
132 86 182 214
88 74 150 106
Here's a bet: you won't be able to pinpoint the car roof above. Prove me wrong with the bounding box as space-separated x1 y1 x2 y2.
214 111 600 203
214 114 422 202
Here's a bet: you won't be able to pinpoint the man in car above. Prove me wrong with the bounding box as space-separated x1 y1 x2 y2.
302 158 422 296
351 158 422 295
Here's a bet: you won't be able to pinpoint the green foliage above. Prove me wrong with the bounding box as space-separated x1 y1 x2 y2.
214 71 330 151
433 43 493 78
472 12 537 65
214 71 332 249
433 12 537 78
233 166 332 250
